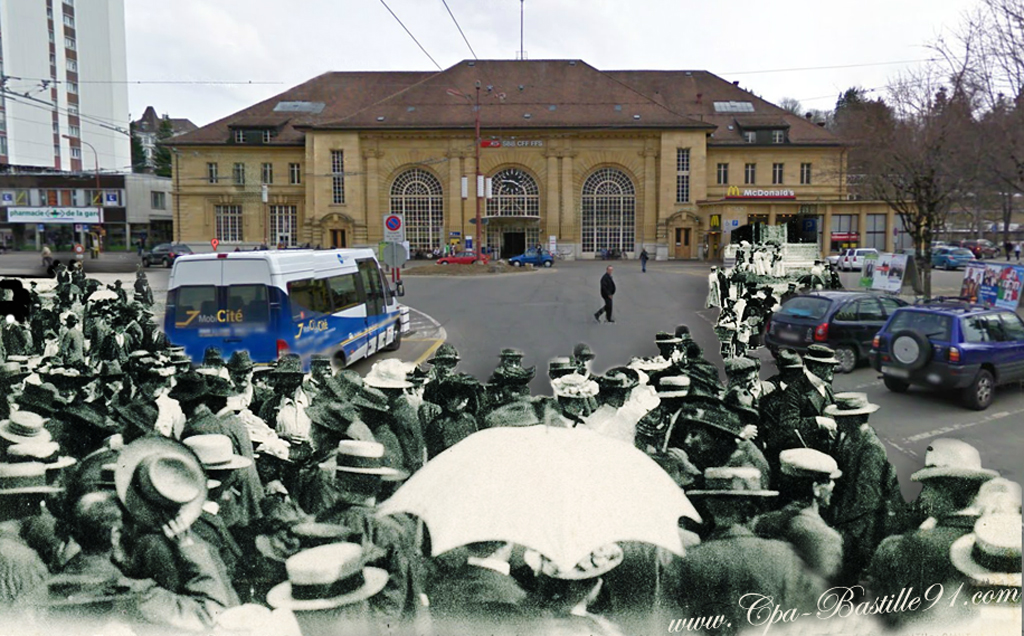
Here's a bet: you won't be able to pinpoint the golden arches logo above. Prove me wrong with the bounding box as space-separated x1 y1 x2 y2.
726 186 741 197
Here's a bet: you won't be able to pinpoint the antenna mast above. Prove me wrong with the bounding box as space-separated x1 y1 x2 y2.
519 0 525 60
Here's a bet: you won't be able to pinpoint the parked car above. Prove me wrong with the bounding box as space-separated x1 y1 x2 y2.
839 248 879 272
508 248 554 268
436 250 488 265
764 291 907 373
869 300 1024 410
957 239 1000 259
825 253 843 268
931 246 976 270
142 243 193 268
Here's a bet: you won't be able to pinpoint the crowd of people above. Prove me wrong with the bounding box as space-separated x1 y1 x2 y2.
0 264 1019 636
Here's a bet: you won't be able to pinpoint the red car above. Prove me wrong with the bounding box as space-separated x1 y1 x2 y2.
436 250 489 265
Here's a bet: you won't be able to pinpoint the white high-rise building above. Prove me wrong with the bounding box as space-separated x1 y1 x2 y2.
0 0 129 172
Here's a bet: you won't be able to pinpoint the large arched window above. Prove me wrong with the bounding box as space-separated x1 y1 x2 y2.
581 168 635 254
486 168 539 217
390 168 443 252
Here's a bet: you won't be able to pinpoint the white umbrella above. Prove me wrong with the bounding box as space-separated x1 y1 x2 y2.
377 424 700 571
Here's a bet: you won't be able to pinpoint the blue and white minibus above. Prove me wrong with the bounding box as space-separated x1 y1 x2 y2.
164 249 405 367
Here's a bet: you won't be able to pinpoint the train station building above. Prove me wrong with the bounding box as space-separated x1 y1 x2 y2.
169 59 901 259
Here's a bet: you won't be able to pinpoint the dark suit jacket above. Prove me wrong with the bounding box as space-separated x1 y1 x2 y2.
429 562 527 622
600 273 616 298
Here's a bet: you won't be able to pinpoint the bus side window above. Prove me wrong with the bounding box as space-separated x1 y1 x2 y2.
328 274 360 312
288 278 331 320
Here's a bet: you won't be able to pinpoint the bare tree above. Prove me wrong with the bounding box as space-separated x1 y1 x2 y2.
778 97 804 115
837 69 980 297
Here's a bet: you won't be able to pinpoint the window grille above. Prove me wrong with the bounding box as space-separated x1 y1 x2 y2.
215 205 243 242
486 168 539 217
390 168 443 252
331 150 345 204
581 168 635 254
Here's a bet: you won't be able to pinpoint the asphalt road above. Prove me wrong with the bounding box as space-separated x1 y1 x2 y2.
6 256 1019 501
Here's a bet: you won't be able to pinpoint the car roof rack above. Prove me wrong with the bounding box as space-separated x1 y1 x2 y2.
913 296 990 311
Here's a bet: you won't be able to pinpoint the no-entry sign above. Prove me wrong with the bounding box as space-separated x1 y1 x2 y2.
383 214 405 243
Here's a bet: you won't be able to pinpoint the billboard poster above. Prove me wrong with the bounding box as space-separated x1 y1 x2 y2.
962 262 1024 309
870 253 907 293
859 251 879 288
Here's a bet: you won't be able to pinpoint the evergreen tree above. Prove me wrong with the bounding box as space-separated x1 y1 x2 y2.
153 116 174 178
130 120 148 173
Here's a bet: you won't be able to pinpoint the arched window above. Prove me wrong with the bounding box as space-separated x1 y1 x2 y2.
581 168 635 254
486 168 539 217
390 168 443 252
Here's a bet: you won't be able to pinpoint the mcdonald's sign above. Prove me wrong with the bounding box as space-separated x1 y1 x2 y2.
725 186 796 200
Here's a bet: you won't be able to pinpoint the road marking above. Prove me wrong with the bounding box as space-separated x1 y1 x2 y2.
898 405 1024 444
414 338 445 366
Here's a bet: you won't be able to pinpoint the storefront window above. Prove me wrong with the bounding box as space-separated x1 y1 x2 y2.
865 214 887 250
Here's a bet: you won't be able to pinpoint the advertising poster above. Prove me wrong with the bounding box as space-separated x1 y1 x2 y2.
859 251 879 288
870 253 907 293
965 262 1024 309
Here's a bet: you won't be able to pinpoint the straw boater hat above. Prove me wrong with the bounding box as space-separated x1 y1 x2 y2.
363 358 414 390
525 543 624 581
824 392 880 418
0 411 53 445
551 373 600 399
0 461 64 496
655 331 682 346
548 357 576 379
910 438 999 482
319 440 408 482
183 434 253 471
1 360 29 383
266 543 389 611
428 343 460 365
6 442 77 475
779 448 842 480
804 344 839 366
656 375 690 398
949 513 1022 588
114 436 208 530
686 466 779 497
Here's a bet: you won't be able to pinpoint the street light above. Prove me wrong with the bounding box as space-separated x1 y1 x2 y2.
63 134 100 253
447 83 482 258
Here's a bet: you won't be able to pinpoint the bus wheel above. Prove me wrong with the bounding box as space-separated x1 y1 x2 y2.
331 351 347 371
384 328 402 351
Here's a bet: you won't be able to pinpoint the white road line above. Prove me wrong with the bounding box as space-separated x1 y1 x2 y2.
899 405 1024 444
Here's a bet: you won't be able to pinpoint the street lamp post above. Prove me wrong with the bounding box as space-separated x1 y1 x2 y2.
63 134 99 253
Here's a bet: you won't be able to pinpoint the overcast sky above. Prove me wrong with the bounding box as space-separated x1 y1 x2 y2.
125 0 978 127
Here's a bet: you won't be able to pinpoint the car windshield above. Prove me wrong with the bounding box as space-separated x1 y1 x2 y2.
951 248 973 256
887 310 954 341
777 296 832 320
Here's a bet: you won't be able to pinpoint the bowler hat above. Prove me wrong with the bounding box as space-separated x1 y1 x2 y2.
266 543 389 611
489 364 535 385
687 466 779 497
499 348 525 361
114 436 207 530
910 438 999 482
306 402 362 435
804 345 839 366
271 354 304 377
777 349 804 369
0 411 53 445
572 343 595 361
824 392 879 418
674 325 692 339
596 367 639 392
428 343 460 364
183 434 253 471
201 347 226 368
949 513 1022 588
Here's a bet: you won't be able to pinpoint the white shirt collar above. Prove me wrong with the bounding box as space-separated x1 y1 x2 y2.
466 556 511 576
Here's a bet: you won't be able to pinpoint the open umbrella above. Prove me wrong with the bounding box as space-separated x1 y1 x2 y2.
377 424 700 571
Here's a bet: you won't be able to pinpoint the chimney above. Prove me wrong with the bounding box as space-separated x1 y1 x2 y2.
696 92 703 105
732 81 739 86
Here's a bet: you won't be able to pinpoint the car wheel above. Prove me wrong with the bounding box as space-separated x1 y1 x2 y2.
164 257 172 268
472 260 480 265
512 261 522 267
142 258 150 268
884 376 910 393
963 369 995 410
543 260 552 268
834 345 857 374
384 327 402 352
890 330 932 371
440 261 449 265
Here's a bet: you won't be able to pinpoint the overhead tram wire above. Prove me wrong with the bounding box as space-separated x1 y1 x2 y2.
378 0 443 71
0 88 130 136
722 58 939 76
440 0 477 59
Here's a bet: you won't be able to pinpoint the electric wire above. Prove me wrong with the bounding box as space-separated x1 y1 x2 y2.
378 0 443 71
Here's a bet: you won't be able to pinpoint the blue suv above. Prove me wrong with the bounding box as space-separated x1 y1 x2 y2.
869 299 1024 410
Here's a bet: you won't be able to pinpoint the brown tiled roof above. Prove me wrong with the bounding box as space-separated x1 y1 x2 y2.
603 70 840 146
134 106 198 136
171 62 839 146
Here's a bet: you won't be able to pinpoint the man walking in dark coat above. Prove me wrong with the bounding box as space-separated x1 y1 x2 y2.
594 266 616 323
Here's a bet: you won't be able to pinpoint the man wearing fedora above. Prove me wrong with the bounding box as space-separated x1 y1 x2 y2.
822 392 909 585
424 342 460 384
754 448 844 582
676 466 824 636
316 440 425 625
480 363 538 429
571 342 596 378
867 438 999 624
259 354 311 442
664 404 768 492
57 313 86 371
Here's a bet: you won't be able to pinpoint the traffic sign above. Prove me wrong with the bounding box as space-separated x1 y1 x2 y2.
383 214 405 243
381 241 408 268
74 244 84 255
